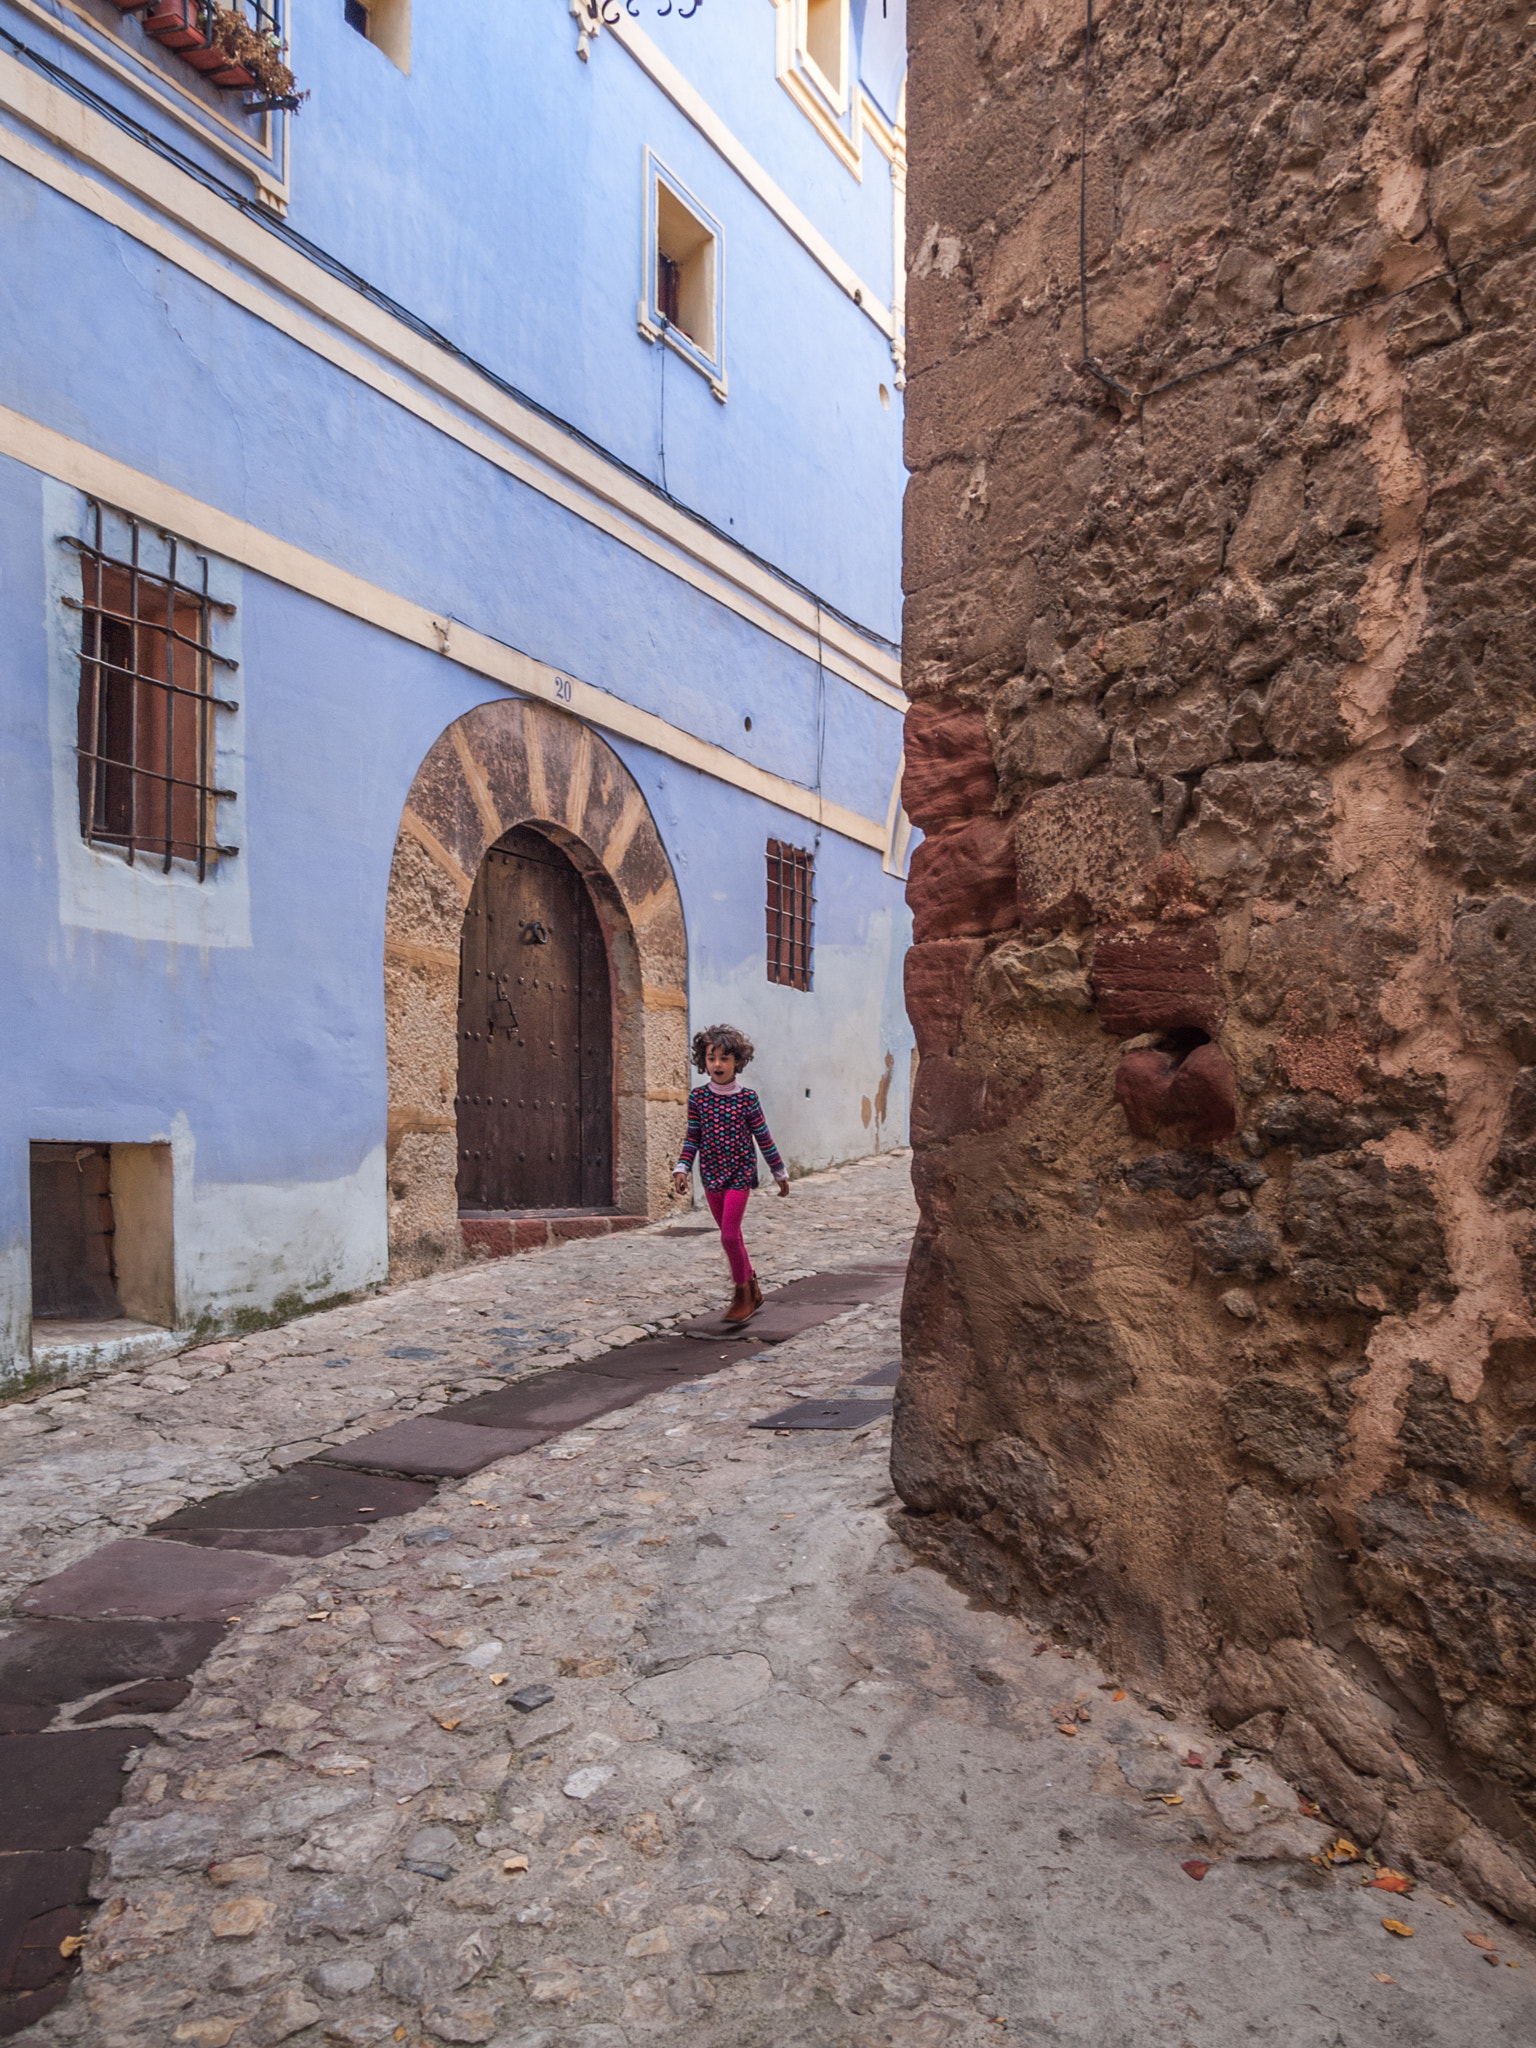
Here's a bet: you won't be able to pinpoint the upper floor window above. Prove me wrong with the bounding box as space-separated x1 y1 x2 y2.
766 838 815 992
800 0 849 112
640 154 726 401
67 501 240 881
344 0 412 72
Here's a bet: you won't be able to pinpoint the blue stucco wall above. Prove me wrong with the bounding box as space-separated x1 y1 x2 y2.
0 0 911 1372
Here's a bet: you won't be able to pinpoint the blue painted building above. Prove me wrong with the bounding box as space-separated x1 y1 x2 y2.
0 0 912 1378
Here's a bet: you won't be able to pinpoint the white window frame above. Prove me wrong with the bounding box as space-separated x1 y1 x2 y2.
797 0 850 116
638 152 727 403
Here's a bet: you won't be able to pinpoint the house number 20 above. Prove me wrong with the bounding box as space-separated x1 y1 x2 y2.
554 676 575 703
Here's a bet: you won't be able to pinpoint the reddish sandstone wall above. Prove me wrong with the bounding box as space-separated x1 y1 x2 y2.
896 0 1536 1919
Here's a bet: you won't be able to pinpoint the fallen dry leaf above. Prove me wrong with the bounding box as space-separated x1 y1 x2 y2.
1381 1919 1414 1939
436 1719 461 1732
1181 1860 1210 1881
469 1499 491 1508
1325 1837 1362 1865
1464 1932 1498 1952
502 1855 530 1874
1298 1795 1322 1818
1148 1793 1185 1807
58 1935 86 1957
1365 1869 1414 1895
1055 1723 1078 1738
1371 1972 1395 1985
1112 1689 1126 1701
489 1673 509 1686
1183 1752 1205 1769
1483 1952 1501 1967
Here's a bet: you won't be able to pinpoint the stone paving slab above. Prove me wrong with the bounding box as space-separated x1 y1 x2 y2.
0 1729 152 1850
679 1302 848 1342
0 1850 91 2036
314 1416 542 1478
71 1678 191 1722
750 1395 895 1430
572 1339 753 1382
148 1466 436 1534
448 1376 652 1433
13 1540 290 1624
0 1619 224 1733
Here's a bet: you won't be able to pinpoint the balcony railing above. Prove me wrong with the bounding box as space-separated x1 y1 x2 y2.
110 0 305 111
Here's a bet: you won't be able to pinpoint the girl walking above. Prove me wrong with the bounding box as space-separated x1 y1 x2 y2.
672 1024 789 1322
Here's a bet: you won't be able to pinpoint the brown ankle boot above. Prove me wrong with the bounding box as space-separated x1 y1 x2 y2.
749 1274 763 1309
722 1282 756 1324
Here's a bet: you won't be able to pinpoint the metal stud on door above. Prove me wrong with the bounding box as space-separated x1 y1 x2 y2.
455 827 612 1212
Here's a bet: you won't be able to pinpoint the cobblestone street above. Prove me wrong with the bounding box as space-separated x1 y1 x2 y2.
3 1155 1533 2047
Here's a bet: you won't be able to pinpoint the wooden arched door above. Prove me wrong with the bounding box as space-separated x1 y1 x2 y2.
455 826 613 1210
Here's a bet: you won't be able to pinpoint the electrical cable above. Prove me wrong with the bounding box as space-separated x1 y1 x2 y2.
0 20 900 658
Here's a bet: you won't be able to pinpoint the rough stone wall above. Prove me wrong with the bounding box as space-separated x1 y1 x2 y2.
896 0 1536 1918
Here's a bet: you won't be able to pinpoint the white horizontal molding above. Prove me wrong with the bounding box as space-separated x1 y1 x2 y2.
1 406 889 854
0 53 903 711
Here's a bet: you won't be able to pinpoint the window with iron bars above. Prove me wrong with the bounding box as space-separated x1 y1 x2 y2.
66 501 240 881
766 838 814 992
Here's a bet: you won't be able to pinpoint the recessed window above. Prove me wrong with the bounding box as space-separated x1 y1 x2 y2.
766 838 815 992
67 500 239 881
343 0 411 71
29 1141 176 1331
801 0 849 111
641 154 725 398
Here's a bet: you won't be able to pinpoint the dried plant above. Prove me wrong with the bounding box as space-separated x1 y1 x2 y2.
210 6 308 106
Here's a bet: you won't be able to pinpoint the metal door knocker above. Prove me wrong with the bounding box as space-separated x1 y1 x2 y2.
521 920 550 944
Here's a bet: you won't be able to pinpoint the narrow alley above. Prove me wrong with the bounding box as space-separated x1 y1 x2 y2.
1 1157 1529 2047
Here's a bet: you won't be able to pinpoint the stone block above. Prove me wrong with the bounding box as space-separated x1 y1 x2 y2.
1114 1043 1238 1147
1283 1153 1452 1317
906 815 1020 942
902 700 998 829
1016 779 1161 926
1178 762 1334 903
0 1619 224 1735
316 1419 540 1479
1187 1213 1284 1280
974 934 1093 1013
14 1541 290 1625
1222 1375 1344 1486
1091 924 1223 1036
904 939 982 1059
1452 896 1536 1062
909 1057 1040 1150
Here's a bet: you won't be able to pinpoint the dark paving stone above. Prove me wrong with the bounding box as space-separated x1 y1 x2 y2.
0 1728 155 1851
70 1677 192 1722
0 1619 224 1734
855 1361 902 1386
316 1417 538 1478
14 1540 290 1624
449 1376 646 1432
385 1346 444 1360
0 1852 91 2039
769 1271 906 1307
149 1464 435 1534
575 1338 752 1381
750 1397 894 1431
681 1303 842 1343
156 1523 376 1558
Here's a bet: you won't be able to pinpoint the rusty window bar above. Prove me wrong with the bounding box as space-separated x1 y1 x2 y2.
766 837 814 992
68 498 240 881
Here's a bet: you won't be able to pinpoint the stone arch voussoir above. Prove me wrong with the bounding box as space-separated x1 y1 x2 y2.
384 698 687 1275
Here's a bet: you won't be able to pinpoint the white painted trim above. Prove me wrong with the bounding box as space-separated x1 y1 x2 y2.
9 0 287 206
0 55 904 710
640 149 727 400
1 408 892 854
606 13 894 335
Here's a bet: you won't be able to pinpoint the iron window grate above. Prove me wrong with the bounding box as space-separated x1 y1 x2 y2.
766 837 814 991
65 499 240 881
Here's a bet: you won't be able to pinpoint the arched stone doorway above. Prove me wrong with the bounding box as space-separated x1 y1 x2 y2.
384 698 687 1275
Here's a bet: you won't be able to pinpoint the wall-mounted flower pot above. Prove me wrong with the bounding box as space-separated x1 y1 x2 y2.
209 59 257 88
142 0 207 52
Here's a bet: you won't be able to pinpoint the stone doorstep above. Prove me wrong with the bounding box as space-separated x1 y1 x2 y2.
460 1213 649 1258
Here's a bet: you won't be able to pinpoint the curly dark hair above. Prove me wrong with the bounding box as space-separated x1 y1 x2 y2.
691 1024 755 1073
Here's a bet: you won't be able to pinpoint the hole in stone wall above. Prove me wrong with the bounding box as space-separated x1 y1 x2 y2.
1157 1027 1213 1059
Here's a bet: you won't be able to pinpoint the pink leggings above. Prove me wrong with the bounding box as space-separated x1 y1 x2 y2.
706 1188 754 1287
